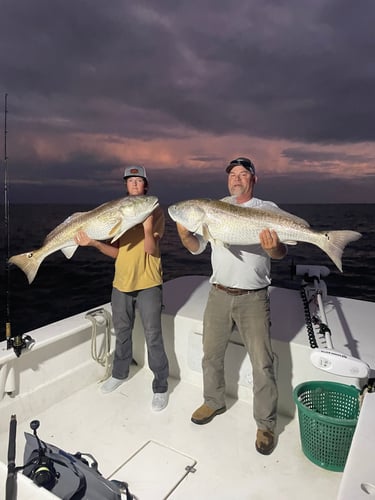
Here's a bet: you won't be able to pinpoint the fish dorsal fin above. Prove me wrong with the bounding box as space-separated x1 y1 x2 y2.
61 245 78 259
64 212 86 223
44 212 86 244
254 205 310 227
220 197 310 227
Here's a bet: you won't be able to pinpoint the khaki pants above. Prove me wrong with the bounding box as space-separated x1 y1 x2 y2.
202 286 278 431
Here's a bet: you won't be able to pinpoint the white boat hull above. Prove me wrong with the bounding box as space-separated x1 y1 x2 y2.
0 275 374 499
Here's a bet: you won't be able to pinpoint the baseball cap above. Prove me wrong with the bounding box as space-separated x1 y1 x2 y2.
226 157 256 175
123 165 147 180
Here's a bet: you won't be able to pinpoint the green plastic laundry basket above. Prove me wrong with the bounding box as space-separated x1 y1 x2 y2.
293 381 360 472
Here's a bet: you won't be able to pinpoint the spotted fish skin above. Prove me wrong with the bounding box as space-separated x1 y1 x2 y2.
168 198 362 272
10 195 159 284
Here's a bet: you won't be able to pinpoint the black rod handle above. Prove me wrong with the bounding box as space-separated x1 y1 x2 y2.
6 414 17 500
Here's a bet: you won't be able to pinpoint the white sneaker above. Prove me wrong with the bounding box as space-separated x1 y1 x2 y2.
152 392 168 411
101 377 124 394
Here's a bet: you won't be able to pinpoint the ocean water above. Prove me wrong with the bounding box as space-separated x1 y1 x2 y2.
0 203 374 341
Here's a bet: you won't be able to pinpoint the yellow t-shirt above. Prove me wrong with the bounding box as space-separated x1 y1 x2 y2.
113 206 164 292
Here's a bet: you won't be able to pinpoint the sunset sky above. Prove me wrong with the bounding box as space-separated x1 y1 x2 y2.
1 0 374 205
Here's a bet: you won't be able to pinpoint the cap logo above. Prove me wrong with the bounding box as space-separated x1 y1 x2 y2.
123 165 147 181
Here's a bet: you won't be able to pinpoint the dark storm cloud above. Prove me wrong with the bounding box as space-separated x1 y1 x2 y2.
0 0 375 205
1 0 375 143
282 148 375 174
8 154 373 206
9 153 124 197
282 148 375 165
258 172 375 205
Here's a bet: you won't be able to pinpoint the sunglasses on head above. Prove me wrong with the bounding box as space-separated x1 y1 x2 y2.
227 158 255 175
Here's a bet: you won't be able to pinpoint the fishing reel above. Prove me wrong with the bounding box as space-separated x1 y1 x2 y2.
7 332 34 357
28 453 59 490
24 420 60 490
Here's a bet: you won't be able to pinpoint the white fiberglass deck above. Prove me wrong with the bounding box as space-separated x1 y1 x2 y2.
0 363 341 500
1 273 375 499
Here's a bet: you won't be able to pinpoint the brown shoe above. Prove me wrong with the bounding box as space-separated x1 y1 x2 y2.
255 429 276 455
191 404 226 425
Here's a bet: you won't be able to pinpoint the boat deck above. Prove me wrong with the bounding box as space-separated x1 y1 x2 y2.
2 272 374 499
0 363 341 500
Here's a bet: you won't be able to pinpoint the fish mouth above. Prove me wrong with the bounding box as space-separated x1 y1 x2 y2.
167 206 177 220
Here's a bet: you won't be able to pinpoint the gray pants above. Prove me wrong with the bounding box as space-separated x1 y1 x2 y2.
111 286 169 393
202 286 278 431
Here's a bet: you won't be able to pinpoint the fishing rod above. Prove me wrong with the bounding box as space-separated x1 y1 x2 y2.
3 92 12 347
6 414 17 500
3 93 33 357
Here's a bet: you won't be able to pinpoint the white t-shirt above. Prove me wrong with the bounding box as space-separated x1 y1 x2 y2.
193 197 279 289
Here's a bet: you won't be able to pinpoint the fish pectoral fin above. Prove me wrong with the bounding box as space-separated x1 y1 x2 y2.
111 234 123 244
61 245 78 259
202 223 212 241
110 220 140 243
202 224 225 246
108 221 124 242
110 229 129 244
214 239 226 247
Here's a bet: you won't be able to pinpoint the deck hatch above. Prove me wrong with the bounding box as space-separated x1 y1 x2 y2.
109 440 197 499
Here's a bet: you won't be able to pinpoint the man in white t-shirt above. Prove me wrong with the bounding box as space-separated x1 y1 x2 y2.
176 157 287 455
